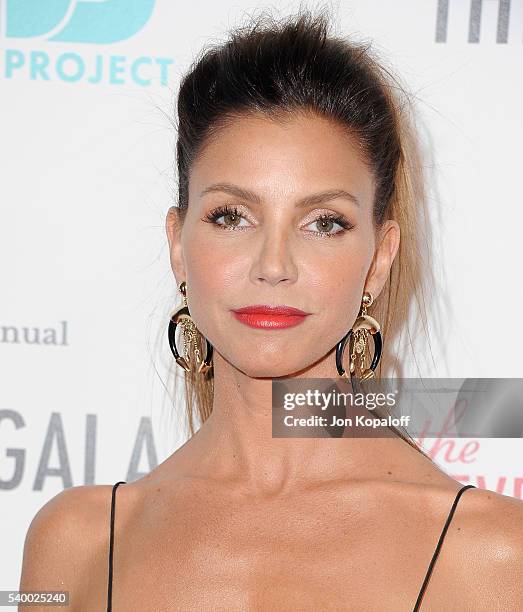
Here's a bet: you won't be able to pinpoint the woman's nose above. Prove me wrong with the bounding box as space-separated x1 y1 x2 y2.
248 227 298 286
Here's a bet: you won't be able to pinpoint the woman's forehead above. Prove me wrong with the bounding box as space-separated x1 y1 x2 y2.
190 113 375 206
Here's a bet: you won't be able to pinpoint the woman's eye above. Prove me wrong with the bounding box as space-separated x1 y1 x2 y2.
304 215 351 237
216 212 249 228
203 205 251 230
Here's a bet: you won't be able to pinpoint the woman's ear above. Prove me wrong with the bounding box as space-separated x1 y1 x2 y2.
365 220 400 298
165 206 186 284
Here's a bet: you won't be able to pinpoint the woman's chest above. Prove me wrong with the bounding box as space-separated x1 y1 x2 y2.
100 501 437 611
109 543 418 611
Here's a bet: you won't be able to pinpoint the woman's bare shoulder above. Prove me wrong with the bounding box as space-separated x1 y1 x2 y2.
441 486 523 608
388 474 523 608
19 484 121 606
459 486 523 559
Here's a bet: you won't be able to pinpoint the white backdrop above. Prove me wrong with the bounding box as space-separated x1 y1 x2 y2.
1 0 522 590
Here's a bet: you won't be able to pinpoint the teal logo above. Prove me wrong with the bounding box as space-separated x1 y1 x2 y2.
2 0 173 86
4 0 156 44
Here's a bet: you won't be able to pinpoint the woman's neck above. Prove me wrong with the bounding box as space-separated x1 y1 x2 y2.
175 352 412 496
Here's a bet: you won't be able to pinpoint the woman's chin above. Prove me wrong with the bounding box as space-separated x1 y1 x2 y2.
237 361 320 380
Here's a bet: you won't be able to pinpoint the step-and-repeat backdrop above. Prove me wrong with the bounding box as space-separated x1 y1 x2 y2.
2 0 522 589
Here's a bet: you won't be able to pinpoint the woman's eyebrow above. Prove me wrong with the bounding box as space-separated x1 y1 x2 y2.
199 182 360 208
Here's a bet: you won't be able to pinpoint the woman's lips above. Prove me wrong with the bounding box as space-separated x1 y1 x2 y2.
231 305 311 329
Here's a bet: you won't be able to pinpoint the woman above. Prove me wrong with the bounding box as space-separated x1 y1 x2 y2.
20 9 523 611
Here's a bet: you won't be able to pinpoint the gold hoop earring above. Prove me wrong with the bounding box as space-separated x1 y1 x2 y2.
335 291 382 380
167 281 213 374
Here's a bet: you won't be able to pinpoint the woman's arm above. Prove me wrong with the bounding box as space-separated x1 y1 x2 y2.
19 485 109 611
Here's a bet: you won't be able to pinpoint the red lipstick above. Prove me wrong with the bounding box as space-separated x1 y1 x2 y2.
231 305 311 329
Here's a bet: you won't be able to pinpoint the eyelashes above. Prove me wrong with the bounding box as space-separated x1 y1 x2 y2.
201 204 355 238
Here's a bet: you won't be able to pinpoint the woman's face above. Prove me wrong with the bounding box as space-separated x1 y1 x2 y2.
166 112 399 378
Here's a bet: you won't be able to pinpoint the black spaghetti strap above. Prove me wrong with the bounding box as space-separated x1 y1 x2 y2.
107 481 127 612
413 484 476 611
